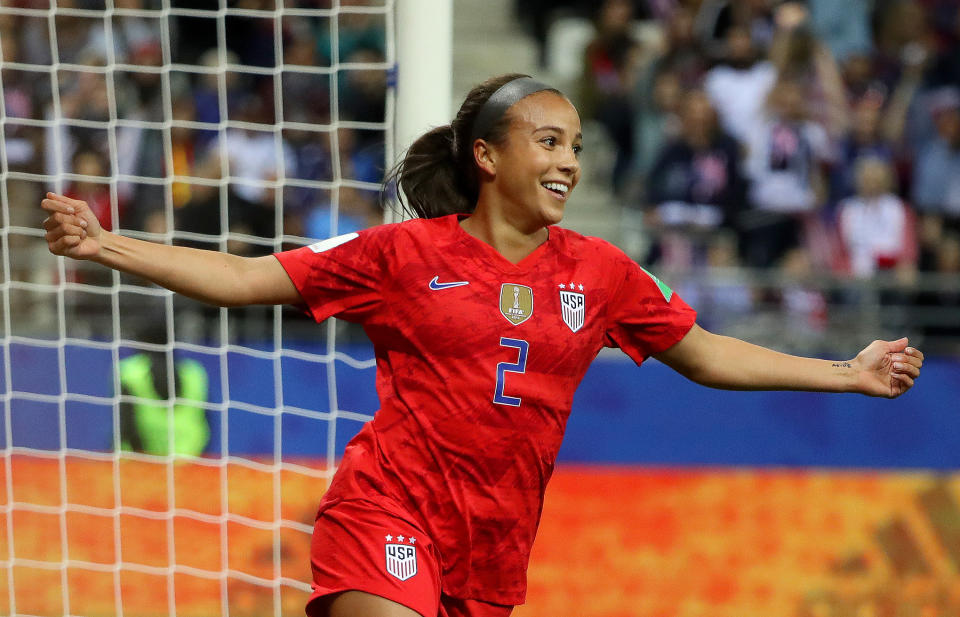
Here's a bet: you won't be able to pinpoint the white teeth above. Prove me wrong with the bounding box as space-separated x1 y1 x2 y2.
543 182 569 194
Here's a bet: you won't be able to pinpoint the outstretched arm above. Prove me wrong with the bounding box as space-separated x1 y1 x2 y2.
654 324 923 398
41 193 301 308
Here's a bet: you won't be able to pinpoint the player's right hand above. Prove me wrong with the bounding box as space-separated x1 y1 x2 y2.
41 193 103 260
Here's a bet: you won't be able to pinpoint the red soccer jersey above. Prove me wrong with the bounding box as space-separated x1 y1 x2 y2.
275 214 696 604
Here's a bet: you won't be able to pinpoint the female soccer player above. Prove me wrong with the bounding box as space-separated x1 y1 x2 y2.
41 74 923 617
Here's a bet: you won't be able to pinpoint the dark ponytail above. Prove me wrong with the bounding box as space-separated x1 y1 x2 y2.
385 73 556 219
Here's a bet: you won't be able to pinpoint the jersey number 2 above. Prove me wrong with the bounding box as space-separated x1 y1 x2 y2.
494 337 528 407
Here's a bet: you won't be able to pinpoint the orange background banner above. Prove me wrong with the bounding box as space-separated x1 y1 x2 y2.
4 457 959 616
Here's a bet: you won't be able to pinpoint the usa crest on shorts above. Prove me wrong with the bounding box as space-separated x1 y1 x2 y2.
385 542 417 581
559 289 585 332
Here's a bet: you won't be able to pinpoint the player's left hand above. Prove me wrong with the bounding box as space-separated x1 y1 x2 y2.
852 338 924 398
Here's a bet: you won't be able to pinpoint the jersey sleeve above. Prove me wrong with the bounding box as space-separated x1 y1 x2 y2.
273 226 391 324
603 257 697 365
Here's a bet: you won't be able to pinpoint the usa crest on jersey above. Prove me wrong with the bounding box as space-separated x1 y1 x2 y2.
385 543 417 581
559 290 585 332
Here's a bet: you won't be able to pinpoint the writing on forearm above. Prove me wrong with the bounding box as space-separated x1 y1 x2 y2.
832 362 853 369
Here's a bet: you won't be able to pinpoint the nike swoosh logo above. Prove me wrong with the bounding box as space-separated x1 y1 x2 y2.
429 276 470 290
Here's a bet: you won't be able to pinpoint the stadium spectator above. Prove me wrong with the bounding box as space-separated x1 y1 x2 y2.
85 0 159 65
191 48 243 149
119 39 165 120
873 0 933 91
283 20 331 125
839 51 894 113
632 66 684 183
170 94 200 208
768 9 849 137
339 47 388 124
44 50 112 179
836 156 916 278
877 36 930 160
304 185 380 242
924 1 960 90
629 5 707 197
336 126 382 185
175 152 274 256
65 149 116 231
623 65 684 262
577 0 644 194
830 98 896 202
1 15 40 171
513 0 650 68
644 90 746 269
693 0 778 60
283 123 334 238
314 2 386 67
300 126 382 240
644 4 709 90
910 86 960 228
742 78 833 267
225 0 276 68
114 41 169 226
43 0 96 66
703 23 777 145
215 95 294 204
1 10 47 308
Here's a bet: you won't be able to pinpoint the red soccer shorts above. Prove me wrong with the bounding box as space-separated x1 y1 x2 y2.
306 498 513 617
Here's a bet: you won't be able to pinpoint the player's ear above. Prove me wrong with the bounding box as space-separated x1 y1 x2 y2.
473 139 497 177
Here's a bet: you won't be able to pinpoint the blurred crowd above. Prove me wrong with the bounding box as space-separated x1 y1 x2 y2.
2 0 389 342
518 0 960 346
4 0 958 348
2 0 388 261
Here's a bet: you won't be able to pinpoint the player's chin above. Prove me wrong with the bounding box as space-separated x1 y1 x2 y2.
539 201 566 226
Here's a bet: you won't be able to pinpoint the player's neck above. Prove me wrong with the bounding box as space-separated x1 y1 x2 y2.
460 207 549 265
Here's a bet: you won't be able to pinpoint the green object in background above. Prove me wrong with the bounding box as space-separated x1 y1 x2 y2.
118 353 210 456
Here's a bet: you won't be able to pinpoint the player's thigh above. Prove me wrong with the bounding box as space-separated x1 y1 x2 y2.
314 590 423 617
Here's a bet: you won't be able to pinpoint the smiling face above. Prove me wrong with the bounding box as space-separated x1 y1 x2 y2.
475 92 583 232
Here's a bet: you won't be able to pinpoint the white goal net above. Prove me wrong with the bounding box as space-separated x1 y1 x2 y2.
1 1 394 615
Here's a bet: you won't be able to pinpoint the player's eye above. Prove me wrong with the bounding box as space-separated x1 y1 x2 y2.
573 144 583 157
541 136 556 147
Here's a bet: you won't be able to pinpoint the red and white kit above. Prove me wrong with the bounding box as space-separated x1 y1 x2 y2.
275 214 696 615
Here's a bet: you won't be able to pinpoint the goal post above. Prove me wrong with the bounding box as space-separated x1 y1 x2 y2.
393 0 452 179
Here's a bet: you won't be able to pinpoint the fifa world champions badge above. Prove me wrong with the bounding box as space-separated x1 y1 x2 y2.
384 534 417 581
500 283 534 325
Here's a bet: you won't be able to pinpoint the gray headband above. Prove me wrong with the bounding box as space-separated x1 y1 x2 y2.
470 77 555 144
